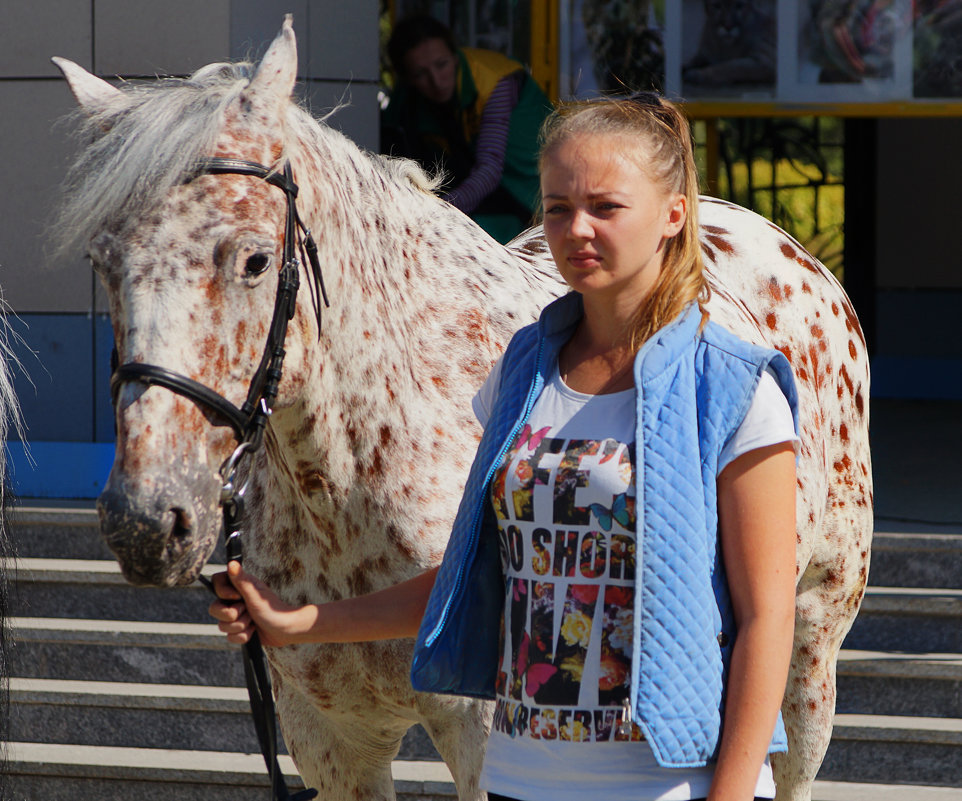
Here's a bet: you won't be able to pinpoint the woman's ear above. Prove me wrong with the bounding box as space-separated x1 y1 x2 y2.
664 193 687 238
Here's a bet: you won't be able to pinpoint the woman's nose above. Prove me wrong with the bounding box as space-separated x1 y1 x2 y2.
569 209 593 239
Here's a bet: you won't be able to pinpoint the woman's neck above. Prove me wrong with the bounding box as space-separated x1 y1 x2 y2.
559 312 636 395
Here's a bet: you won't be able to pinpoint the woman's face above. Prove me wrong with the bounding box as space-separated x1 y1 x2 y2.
540 133 686 309
403 37 457 104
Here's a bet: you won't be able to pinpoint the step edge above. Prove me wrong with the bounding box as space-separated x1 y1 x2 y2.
7 742 454 786
811 780 962 800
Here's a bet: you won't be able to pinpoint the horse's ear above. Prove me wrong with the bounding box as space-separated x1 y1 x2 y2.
242 14 298 114
52 57 121 112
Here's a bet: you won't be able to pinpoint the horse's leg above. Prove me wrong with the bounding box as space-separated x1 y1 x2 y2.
774 532 869 801
417 695 492 801
275 683 404 801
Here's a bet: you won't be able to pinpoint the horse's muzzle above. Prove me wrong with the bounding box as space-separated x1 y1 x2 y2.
97 472 220 587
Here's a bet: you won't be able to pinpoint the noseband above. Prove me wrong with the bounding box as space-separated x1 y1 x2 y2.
108 156 324 801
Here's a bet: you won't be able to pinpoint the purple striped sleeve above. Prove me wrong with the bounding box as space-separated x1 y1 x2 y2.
444 74 520 213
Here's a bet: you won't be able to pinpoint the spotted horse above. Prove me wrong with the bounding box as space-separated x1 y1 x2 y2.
53 16 871 801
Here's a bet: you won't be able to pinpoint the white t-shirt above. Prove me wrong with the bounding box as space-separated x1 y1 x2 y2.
473 358 797 801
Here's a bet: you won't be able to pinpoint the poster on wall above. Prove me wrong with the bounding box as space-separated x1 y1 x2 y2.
786 0 913 102
913 0 962 97
561 0 666 96
680 0 776 98
561 0 962 107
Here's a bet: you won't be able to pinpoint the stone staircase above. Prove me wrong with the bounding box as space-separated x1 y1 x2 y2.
820 529 962 790
5 505 450 801
6 504 962 800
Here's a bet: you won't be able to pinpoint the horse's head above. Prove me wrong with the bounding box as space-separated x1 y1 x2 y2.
55 17 317 586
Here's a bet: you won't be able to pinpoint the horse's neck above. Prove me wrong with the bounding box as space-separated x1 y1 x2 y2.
249 139 554 569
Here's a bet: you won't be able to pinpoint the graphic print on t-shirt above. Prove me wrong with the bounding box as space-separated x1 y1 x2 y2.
490 419 644 744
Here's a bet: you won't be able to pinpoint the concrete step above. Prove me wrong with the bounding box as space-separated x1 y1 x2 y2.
9 505 107 560
9 617 245 686
10 677 262 753
13 505 961 583
812 780 962 800
7 742 959 801
6 743 455 801
869 531 962 589
836 650 962 718
9 558 220 623
820 713 962 787
10 504 961 797
842 586 962 653
9 676 439 761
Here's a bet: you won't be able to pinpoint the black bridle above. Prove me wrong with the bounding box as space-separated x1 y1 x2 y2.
110 156 325 801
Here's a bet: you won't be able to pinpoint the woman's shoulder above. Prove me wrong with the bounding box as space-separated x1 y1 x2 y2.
698 317 781 363
696 317 799 417
461 47 524 79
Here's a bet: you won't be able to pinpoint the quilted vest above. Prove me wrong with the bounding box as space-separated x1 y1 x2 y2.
411 292 798 768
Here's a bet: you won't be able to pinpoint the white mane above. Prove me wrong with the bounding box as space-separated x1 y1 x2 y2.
55 59 448 266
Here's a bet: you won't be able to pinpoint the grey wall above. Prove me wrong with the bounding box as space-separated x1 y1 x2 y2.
1 0 379 450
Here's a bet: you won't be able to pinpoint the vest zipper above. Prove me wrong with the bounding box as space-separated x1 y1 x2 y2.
619 696 633 737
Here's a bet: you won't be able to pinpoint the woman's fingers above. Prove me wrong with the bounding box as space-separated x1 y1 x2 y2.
213 606 256 643
208 561 303 647
211 568 242 601
208 598 243 623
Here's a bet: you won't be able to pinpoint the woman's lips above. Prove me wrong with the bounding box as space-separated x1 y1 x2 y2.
568 251 601 269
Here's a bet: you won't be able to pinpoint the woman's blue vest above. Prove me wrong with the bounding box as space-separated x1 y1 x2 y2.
411 293 798 768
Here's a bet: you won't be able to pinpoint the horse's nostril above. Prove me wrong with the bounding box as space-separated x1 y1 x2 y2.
170 507 193 543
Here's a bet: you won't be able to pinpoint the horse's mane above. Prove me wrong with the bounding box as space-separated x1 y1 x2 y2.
55 61 441 259
55 62 254 257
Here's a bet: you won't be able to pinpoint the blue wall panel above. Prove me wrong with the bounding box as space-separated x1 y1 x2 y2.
7 441 113 499
5 312 116 498
11 313 94 441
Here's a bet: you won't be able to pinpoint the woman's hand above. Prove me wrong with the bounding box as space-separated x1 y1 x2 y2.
208 561 315 647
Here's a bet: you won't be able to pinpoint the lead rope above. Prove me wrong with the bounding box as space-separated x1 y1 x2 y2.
201 443 318 801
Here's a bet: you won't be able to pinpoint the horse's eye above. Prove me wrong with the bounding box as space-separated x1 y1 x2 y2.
245 252 273 276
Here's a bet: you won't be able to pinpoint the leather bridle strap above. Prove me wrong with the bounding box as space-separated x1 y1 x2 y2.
111 362 250 439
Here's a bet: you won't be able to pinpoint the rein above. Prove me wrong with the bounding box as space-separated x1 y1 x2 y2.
110 156 325 801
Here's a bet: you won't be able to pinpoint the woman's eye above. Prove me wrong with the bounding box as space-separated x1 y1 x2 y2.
244 252 273 276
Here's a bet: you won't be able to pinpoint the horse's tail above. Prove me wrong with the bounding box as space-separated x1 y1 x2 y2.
0 461 11 798
0 303 25 796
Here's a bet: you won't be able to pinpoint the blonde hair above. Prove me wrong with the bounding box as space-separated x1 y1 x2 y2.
539 93 707 351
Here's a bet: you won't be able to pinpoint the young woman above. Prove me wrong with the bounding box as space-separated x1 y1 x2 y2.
211 93 798 801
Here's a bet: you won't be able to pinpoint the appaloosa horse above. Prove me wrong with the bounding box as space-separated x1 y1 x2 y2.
53 16 871 801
